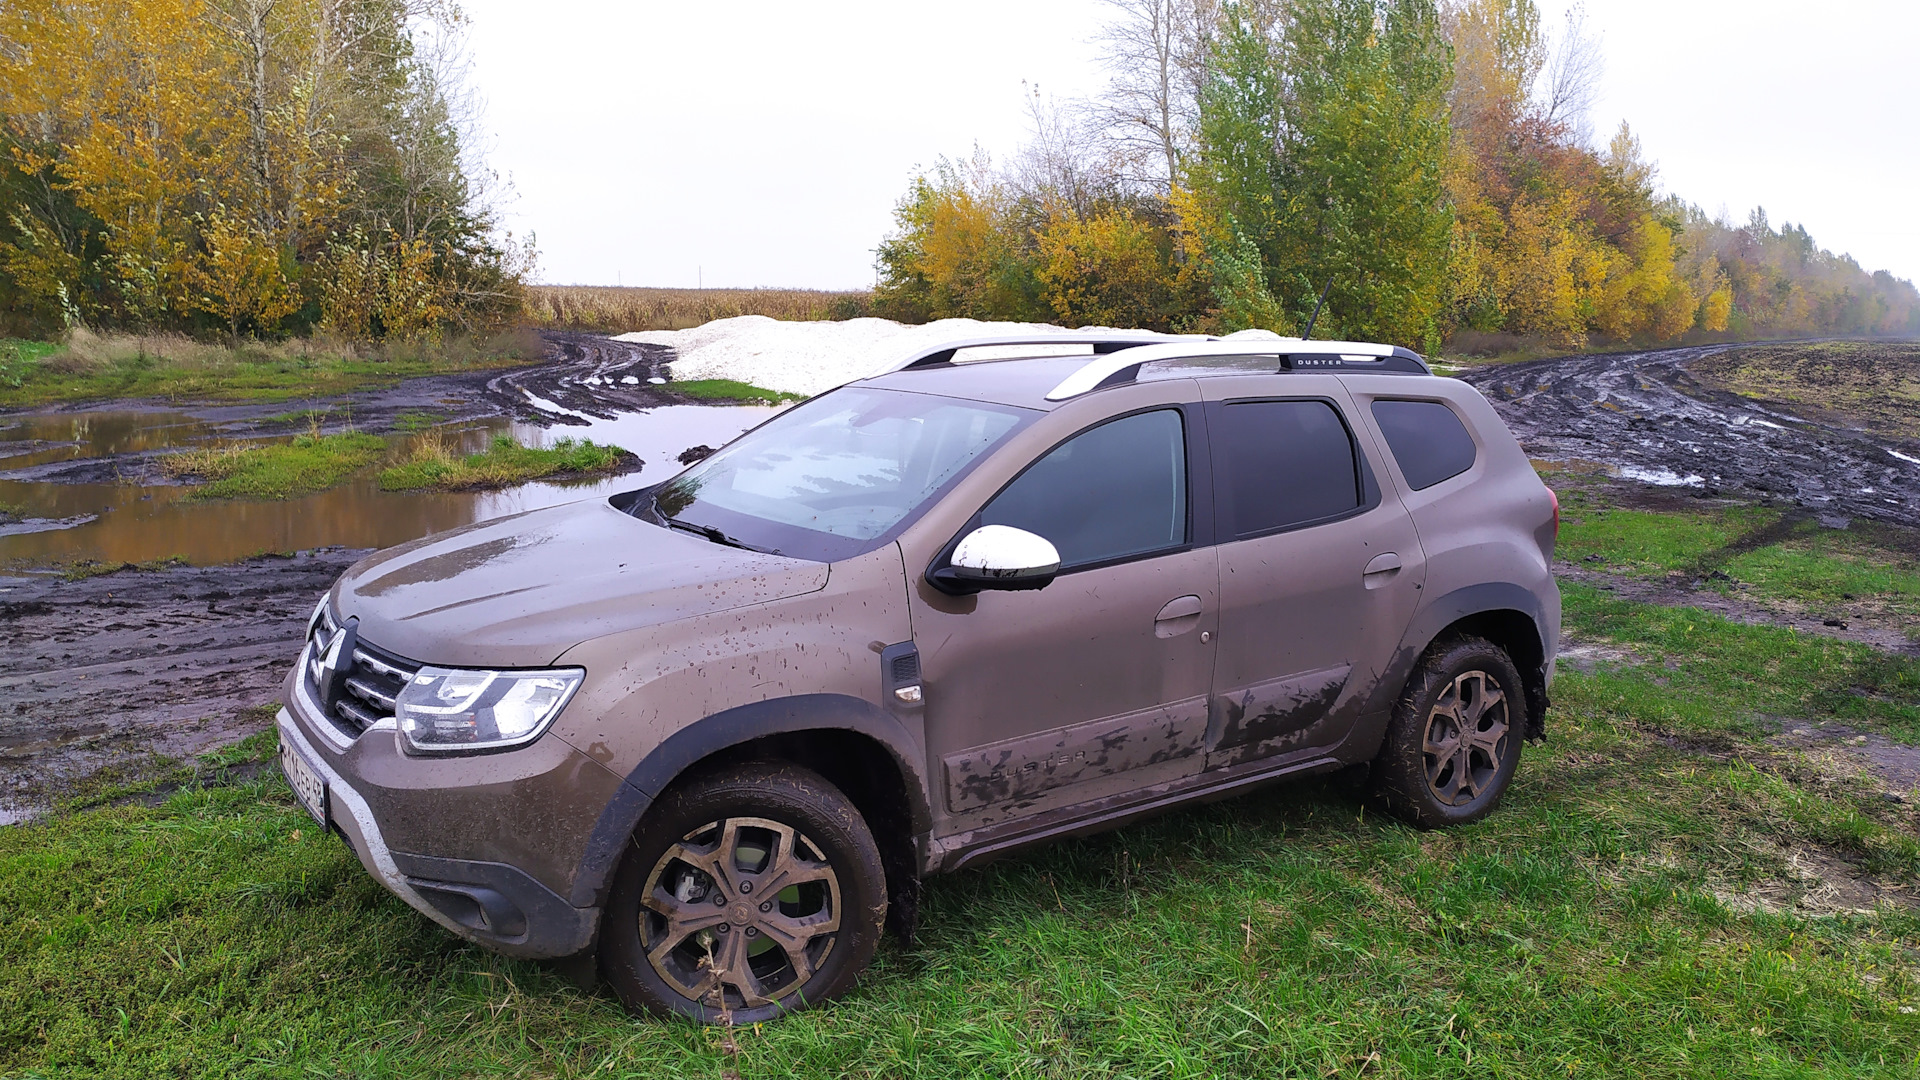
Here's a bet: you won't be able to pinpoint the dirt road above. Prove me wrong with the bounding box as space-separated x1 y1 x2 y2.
1458 344 1920 528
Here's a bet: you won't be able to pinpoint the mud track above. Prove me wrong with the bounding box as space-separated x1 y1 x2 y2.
0 550 364 822
1458 344 1920 528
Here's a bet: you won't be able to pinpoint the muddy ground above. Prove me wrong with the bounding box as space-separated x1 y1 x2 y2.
0 331 681 488
1458 342 1920 529
3 337 1919 823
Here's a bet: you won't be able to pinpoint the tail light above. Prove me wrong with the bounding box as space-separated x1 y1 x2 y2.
1547 487 1560 539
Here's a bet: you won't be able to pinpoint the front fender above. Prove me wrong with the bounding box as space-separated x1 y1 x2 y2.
563 694 929 907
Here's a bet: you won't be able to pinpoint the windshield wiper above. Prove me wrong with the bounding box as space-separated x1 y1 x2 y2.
662 514 766 553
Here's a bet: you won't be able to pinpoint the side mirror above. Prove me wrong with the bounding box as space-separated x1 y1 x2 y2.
929 525 1061 594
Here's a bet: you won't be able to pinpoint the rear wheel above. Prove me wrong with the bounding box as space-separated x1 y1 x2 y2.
1372 636 1525 828
599 763 886 1023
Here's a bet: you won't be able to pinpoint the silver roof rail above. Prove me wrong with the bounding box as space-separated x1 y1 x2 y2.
1043 338 1417 400
864 330 1210 380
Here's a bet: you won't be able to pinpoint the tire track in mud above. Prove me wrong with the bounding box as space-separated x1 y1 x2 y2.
482 331 679 424
1457 344 1920 528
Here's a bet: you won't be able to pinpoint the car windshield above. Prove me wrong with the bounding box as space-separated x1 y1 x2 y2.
649 387 1031 561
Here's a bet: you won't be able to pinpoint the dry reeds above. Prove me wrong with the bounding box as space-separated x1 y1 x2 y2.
524 286 874 334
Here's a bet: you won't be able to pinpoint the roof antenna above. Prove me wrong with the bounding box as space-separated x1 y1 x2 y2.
1301 277 1333 340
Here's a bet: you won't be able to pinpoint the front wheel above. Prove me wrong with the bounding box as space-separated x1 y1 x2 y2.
1372 636 1525 829
599 763 887 1023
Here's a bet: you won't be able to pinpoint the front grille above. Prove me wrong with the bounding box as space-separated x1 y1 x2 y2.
307 606 421 740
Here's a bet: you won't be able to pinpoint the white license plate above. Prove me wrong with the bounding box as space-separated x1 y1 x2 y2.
280 736 328 826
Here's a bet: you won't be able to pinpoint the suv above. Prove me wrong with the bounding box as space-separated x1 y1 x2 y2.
277 331 1560 1023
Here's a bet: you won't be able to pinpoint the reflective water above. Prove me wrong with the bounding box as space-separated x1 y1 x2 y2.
0 404 782 567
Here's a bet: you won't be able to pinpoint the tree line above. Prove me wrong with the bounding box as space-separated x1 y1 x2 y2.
873 0 1920 350
0 0 527 340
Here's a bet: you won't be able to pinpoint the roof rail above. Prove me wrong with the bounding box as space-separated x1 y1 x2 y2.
1041 338 1429 400
864 330 1209 380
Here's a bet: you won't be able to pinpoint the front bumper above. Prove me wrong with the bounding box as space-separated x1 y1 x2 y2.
277 689 617 959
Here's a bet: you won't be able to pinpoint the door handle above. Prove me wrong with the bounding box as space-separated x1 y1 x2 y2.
1363 552 1402 577
1153 594 1203 638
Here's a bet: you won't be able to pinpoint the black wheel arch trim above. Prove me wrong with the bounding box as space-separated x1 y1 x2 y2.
566 693 931 908
1370 582 1553 745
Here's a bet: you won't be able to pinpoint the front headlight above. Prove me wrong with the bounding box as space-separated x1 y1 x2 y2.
395 667 584 755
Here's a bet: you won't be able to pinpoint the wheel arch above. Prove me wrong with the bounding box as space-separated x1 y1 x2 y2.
1393 583 1552 742
568 694 930 940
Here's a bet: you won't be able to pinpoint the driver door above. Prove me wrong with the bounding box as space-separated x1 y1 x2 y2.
906 402 1219 831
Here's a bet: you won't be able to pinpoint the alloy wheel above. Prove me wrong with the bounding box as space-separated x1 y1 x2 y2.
638 816 841 1010
1421 669 1510 806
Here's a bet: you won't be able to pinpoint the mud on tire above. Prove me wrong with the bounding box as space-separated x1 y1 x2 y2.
599 763 887 1023
1371 635 1526 829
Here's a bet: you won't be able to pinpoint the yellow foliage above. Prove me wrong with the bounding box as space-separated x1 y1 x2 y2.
1035 210 1174 330
1699 282 1733 333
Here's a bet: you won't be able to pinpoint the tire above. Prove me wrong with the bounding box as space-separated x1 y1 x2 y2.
599 762 887 1024
1372 636 1525 829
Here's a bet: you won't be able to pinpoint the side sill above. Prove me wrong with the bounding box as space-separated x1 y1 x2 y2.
930 754 1343 873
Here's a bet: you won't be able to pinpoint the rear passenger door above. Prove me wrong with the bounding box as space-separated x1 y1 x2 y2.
1200 376 1426 770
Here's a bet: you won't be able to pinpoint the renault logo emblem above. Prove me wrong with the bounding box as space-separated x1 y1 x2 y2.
309 620 358 706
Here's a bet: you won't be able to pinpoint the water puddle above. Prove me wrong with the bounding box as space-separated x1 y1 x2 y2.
0 403 781 568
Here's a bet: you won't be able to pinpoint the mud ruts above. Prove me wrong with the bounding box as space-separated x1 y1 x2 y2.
1458 344 1919 529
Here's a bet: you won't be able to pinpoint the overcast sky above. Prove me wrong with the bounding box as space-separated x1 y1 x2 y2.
458 0 1920 290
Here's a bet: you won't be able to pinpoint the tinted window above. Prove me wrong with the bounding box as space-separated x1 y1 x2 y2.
980 409 1187 569
1215 400 1360 537
1371 399 1476 490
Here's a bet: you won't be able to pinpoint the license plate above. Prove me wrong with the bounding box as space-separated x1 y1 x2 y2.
280 736 328 826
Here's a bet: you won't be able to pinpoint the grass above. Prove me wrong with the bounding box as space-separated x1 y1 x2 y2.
0 338 57 388
0 328 544 409
671 378 805 404
525 285 873 333
1689 341 1920 441
2 595 1918 1077
377 432 630 492
59 555 190 581
0 500 25 525
1552 473 1920 640
160 432 389 500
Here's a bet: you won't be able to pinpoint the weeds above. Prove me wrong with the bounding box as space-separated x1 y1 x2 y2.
60 555 190 580
161 432 388 500
525 286 873 333
0 328 544 409
671 378 805 404
377 432 631 492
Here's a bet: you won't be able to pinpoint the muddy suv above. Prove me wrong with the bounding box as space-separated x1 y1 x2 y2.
277 331 1560 1022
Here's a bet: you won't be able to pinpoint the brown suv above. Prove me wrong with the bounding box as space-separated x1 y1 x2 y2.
277 331 1560 1022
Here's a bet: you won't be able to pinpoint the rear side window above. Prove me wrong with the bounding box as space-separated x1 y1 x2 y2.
1214 400 1361 538
980 409 1187 569
1371 400 1476 490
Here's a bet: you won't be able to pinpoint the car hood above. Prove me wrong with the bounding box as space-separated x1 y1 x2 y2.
331 498 829 667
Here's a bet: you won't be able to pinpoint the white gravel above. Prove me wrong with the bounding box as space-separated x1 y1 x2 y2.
617 316 1132 397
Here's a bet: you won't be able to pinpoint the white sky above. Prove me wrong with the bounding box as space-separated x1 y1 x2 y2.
459 0 1920 290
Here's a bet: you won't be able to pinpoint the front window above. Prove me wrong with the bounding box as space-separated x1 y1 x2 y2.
650 387 1031 561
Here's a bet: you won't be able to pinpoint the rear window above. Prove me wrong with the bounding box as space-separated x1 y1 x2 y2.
1371 400 1476 490
1213 399 1362 538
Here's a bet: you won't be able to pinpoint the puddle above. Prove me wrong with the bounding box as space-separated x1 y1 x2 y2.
0 403 781 567
1614 464 1705 487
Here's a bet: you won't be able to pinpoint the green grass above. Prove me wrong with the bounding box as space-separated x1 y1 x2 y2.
1553 479 1920 639
59 555 190 581
671 378 804 404
161 432 389 500
0 338 57 388
3 598 1918 1077
377 433 629 492
0 330 540 409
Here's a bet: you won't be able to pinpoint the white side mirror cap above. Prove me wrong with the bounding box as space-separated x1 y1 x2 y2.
948 525 1061 587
